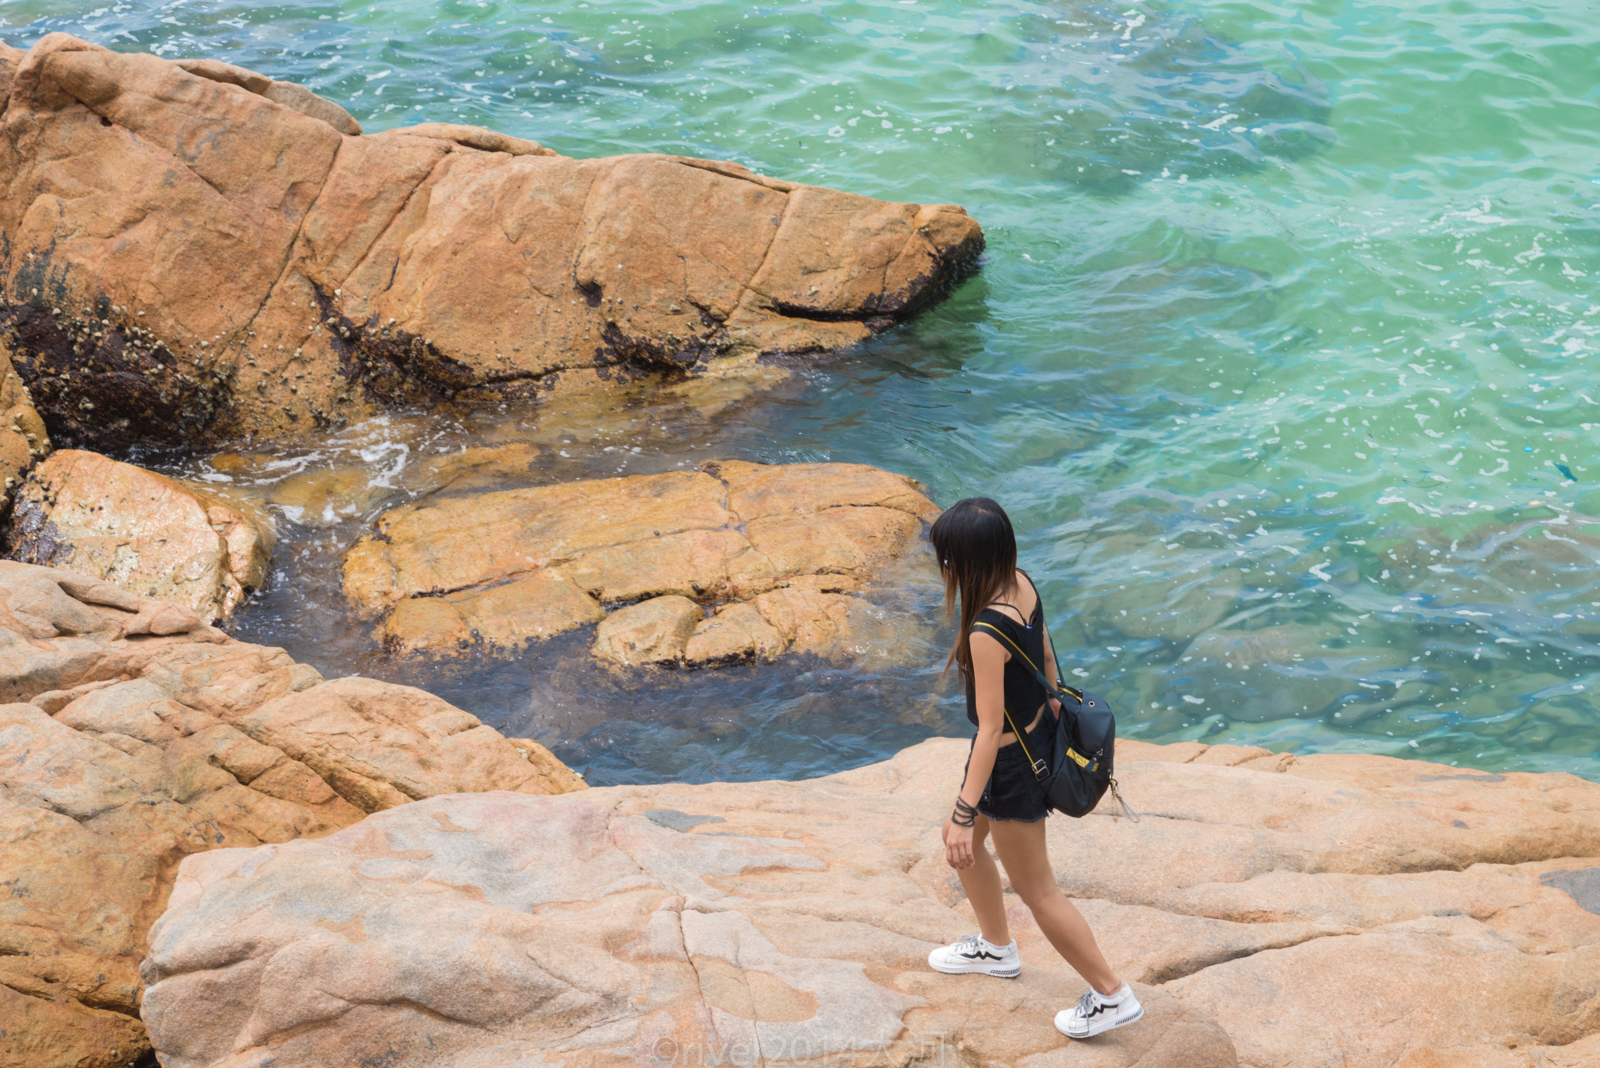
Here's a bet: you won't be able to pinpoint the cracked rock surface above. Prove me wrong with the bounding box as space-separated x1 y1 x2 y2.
0 561 584 1068
342 459 941 663
0 34 983 451
140 737 1600 1068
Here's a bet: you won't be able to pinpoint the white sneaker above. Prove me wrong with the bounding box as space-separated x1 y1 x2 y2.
927 934 1020 978
1055 982 1144 1038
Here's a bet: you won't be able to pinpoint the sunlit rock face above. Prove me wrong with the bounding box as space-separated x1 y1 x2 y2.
341 460 942 665
139 737 1600 1068
0 561 584 1068
0 34 983 451
6 449 276 622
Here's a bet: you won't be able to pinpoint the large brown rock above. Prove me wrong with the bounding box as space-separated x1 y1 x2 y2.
0 561 584 1068
343 460 940 663
0 34 983 451
6 448 276 622
139 737 1600 1068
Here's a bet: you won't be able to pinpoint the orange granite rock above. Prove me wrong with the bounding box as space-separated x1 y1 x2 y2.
341 460 938 663
144 739 1600 1068
6 449 275 622
0 561 584 1068
0 35 983 451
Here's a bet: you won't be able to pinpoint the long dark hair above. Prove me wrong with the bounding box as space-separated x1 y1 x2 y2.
928 497 1018 681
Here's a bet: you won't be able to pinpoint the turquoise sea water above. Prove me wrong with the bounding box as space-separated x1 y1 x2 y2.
5 0 1599 784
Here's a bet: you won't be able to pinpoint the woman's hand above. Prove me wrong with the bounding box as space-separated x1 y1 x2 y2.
944 815 975 870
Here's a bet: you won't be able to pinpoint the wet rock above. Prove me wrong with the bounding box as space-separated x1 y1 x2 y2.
752 585 876 659
377 570 606 656
0 561 584 1068
684 602 786 666
6 449 275 622
0 340 50 510
266 467 392 528
0 34 983 450
409 442 544 495
592 595 703 666
141 738 1600 1068
343 460 938 665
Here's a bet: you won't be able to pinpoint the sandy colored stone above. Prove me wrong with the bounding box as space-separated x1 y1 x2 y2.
593 595 702 666
132 733 1600 1068
0 35 982 451
342 470 732 614
5 449 275 621
140 780 1234 1068
174 57 360 134
1188 743 1273 767
376 570 605 656
345 460 938 664
685 602 787 666
710 459 941 520
753 585 875 660
504 736 588 794
0 561 586 1068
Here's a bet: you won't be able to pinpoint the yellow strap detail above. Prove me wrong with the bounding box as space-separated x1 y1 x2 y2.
1065 747 1089 769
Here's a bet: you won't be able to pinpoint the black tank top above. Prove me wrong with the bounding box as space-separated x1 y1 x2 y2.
964 574 1051 728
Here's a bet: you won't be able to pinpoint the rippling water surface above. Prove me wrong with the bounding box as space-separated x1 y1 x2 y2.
7 0 1599 783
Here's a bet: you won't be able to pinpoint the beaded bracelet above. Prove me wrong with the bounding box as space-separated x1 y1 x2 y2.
951 797 978 828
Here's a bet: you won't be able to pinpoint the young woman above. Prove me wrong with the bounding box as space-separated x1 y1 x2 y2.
925 497 1142 1040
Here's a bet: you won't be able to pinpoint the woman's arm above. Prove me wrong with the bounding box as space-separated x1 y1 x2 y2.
945 631 1010 869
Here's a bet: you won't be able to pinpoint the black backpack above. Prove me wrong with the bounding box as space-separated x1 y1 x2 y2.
973 621 1139 821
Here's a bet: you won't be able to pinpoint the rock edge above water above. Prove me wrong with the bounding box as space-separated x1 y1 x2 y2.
0 34 984 451
0 561 584 1068
342 459 942 665
141 735 1600 1068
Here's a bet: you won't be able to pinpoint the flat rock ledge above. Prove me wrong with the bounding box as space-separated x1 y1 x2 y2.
142 738 1600 1068
0 561 584 1068
342 460 941 665
0 34 983 451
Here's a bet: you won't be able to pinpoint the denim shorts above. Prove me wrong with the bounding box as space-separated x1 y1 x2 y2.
963 712 1055 823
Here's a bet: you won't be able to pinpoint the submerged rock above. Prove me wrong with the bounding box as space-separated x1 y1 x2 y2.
138 737 1600 1068
0 34 983 451
341 460 939 664
0 561 584 1068
5 449 276 622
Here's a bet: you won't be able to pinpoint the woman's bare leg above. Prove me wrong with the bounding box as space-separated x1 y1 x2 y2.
988 818 1119 993
946 813 1011 946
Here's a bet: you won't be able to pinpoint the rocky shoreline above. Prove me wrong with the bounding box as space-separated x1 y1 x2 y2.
2 29 1596 1068
0 34 982 454
4 556 1598 1067
140 735 1600 1068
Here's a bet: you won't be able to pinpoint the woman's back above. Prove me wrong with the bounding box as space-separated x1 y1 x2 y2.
964 571 1049 727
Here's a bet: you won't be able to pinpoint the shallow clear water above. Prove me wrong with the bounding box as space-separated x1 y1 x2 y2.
6 0 1599 783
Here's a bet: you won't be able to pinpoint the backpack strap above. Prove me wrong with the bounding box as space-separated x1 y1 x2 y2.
971 621 1098 776
971 621 1082 704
